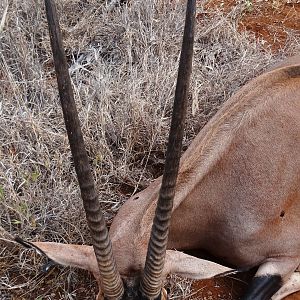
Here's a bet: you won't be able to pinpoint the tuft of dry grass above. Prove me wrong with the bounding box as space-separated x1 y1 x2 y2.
0 0 299 299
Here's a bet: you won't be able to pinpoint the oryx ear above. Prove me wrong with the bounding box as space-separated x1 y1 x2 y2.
164 250 235 280
16 237 99 276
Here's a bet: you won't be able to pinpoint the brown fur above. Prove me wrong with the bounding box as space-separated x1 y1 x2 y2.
27 55 300 299
110 57 300 270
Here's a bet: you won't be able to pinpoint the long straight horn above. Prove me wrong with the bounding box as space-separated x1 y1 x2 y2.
44 1 124 299
140 0 196 298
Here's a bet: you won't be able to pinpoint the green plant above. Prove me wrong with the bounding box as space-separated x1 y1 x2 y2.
0 185 4 201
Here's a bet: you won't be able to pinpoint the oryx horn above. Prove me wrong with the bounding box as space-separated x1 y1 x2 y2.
44 1 124 298
140 0 196 298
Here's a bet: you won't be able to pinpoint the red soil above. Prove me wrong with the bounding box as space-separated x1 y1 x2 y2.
205 0 300 51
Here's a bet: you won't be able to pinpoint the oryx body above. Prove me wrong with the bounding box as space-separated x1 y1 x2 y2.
29 55 300 300
110 55 300 294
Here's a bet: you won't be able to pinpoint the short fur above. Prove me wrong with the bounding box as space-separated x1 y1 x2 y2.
19 56 300 300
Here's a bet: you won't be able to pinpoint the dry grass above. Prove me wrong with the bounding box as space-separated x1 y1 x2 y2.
0 0 299 299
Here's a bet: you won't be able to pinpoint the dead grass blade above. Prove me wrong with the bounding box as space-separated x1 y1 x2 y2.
0 225 14 241
0 1 8 34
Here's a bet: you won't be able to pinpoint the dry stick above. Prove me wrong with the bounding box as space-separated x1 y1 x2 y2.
0 1 8 34
44 1 124 299
0 225 14 241
140 0 196 298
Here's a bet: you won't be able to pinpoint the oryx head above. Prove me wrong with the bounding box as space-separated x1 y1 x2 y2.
17 0 196 299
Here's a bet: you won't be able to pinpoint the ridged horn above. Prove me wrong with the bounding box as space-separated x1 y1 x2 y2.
44 1 124 299
140 0 196 298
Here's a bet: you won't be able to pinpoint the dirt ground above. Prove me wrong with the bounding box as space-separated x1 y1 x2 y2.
206 0 300 51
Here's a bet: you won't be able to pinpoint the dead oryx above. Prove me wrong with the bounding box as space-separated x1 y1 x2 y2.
14 0 300 299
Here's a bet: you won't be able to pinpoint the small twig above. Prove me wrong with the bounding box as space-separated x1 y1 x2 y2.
0 1 9 34
0 225 14 241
